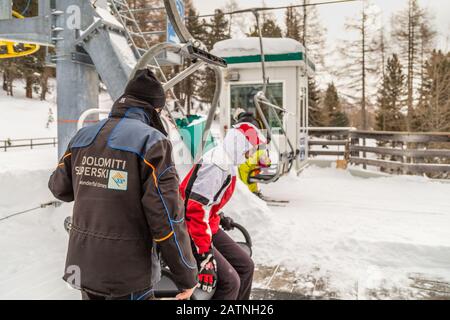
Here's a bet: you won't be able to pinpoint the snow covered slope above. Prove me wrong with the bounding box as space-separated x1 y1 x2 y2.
0 89 57 140
0 168 78 299
0 80 113 141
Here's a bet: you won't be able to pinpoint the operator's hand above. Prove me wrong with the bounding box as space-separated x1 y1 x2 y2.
219 212 234 231
176 286 196 300
196 250 217 293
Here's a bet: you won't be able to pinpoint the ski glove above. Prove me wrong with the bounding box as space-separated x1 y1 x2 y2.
219 212 235 231
196 250 217 293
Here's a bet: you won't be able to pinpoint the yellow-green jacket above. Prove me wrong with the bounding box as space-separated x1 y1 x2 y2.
238 149 271 193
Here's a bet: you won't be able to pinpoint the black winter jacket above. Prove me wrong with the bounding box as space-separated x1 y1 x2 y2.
48 97 197 297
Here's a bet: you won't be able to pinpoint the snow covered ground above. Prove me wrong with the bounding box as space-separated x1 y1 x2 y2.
1 86 449 299
226 168 450 299
0 80 113 141
0 88 57 141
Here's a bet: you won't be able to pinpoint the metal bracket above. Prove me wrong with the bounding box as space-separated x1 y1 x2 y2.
0 15 53 46
71 46 94 66
74 18 103 45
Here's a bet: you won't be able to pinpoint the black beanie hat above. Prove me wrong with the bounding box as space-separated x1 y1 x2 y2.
124 69 166 108
237 111 262 129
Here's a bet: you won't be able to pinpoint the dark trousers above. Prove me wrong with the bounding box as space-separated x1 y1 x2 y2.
212 229 254 300
81 288 154 300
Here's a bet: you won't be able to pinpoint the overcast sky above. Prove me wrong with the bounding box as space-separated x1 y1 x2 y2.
193 0 450 51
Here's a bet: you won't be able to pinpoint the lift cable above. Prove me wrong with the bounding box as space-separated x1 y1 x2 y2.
127 0 362 22
20 0 32 15
0 201 62 223
192 0 362 19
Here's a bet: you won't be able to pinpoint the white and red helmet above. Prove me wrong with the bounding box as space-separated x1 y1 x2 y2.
222 122 267 166
233 122 267 146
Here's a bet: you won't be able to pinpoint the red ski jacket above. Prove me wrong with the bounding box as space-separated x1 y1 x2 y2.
180 123 266 254
180 155 237 254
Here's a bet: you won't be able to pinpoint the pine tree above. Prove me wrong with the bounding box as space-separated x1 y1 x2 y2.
375 54 406 131
323 83 339 125
392 0 435 131
283 2 328 70
298 0 326 69
261 19 282 38
18 54 42 99
414 50 450 132
417 22 437 113
204 9 230 50
283 3 327 127
198 9 230 103
247 13 282 38
223 0 246 38
39 49 53 101
308 77 324 126
1 60 20 96
336 2 378 130
181 6 207 113
0 44 46 99
128 0 165 46
371 26 389 83
285 7 301 41
323 83 349 127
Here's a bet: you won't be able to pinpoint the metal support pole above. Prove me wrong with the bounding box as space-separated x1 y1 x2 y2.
55 0 99 157
163 0 194 44
38 0 52 17
95 0 109 9
0 0 11 20
195 66 223 162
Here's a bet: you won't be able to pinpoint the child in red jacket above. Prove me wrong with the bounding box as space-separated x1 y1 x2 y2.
180 122 266 300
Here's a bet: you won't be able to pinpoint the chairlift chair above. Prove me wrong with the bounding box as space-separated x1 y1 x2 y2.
128 41 226 163
245 11 299 184
0 11 40 59
248 91 298 184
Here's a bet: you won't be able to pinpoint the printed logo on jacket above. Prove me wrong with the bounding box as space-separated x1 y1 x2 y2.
74 156 128 191
108 170 128 191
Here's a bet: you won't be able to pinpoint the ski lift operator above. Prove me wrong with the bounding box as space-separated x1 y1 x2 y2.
180 121 267 300
48 69 198 300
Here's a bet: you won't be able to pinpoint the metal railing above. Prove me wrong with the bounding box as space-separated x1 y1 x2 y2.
0 137 57 151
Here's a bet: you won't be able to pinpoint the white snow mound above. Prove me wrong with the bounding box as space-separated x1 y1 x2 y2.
211 37 305 58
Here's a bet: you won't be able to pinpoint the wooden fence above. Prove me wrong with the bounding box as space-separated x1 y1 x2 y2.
308 128 351 158
308 129 450 178
0 137 58 151
349 131 450 177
